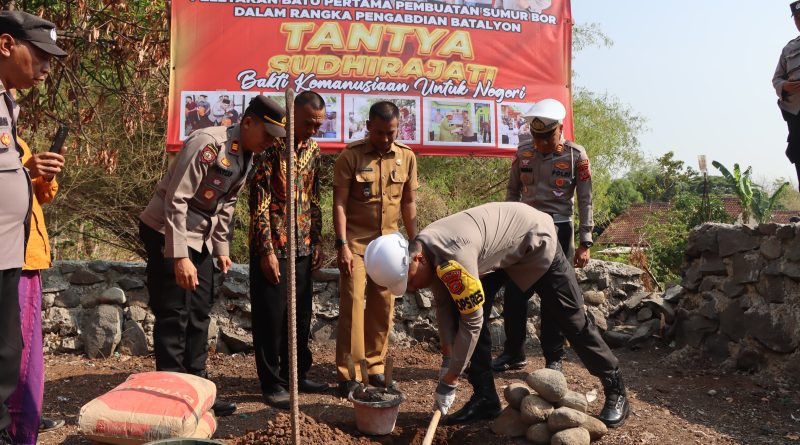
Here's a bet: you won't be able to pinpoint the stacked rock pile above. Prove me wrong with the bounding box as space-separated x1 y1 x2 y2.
491 369 607 445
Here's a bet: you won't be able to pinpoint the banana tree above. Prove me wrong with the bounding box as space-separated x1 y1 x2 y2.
712 161 753 223
752 182 790 224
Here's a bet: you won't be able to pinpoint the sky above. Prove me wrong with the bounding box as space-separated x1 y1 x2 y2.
571 0 796 188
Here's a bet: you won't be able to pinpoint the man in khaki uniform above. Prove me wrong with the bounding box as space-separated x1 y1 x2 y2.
495 98 594 373
139 95 286 417
774 1 800 189
333 101 418 397
0 11 65 444
364 202 629 427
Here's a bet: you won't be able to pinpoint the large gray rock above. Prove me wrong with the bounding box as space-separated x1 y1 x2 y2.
54 288 81 308
99 287 126 305
602 330 633 349
558 390 588 413
219 325 253 353
525 369 568 403
127 305 149 322
582 416 608 441
681 267 703 291
717 229 759 257
663 285 684 303
699 253 727 276
490 406 527 437
82 305 123 358
551 427 591 445
583 290 606 306
747 310 799 354
519 394 554 424
42 307 81 336
218 280 248 300
629 319 661 346
623 291 650 309
732 253 763 284
675 313 718 348
117 277 145 291
719 299 747 341
42 274 70 293
643 293 676 323
760 238 783 260
42 292 56 309
757 275 796 304
119 320 148 356
547 407 588 432
503 382 531 410
415 288 433 309
525 423 551 445
69 269 105 285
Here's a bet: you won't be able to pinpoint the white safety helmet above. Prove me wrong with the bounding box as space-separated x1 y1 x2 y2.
523 98 566 134
364 233 410 296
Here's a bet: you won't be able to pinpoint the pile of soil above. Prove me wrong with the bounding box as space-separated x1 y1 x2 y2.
231 412 371 445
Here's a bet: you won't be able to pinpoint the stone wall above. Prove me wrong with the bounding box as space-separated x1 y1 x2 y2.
673 223 800 378
40 259 648 358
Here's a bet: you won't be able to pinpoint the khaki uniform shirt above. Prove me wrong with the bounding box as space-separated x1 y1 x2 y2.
140 125 251 258
0 81 31 270
332 139 418 255
506 140 594 245
418 202 557 376
774 36 800 115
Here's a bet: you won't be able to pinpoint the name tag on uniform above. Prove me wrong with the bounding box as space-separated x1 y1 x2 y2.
357 167 373 172
520 167 533 173
213 165 234 177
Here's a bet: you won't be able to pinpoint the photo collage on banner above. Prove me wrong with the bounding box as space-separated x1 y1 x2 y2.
344 95 421 145
423 98 495 147
181 91 342 142
499 102 535 149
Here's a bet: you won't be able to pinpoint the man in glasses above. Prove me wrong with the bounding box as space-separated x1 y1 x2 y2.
493 98 595 376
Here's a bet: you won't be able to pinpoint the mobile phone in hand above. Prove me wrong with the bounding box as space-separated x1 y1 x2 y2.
49 124 69 154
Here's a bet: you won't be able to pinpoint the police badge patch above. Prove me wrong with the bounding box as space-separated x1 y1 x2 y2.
199 144 217 164
0 132 11 147
577 159 591 181
202 189 216 200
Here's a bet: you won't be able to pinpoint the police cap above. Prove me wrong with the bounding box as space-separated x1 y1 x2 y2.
523 98 567 134
0 11 66 57
246 95 287 138
792 1 800 16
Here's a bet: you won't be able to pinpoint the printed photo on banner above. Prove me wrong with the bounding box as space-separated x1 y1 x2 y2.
495 0 552 11
343 95 421 144
261 92 342 142
423 98 495 146
498 102 534 148
180 91 259 140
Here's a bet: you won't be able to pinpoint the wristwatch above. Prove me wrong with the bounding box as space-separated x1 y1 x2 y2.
335 238 347 249
581 241 593 249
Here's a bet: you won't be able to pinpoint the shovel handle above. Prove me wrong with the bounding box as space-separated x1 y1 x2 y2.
385 356 393 389
360 359 370 385
422 410 442 445
346 355 356 381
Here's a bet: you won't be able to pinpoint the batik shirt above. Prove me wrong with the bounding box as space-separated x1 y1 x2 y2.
249 137 322 258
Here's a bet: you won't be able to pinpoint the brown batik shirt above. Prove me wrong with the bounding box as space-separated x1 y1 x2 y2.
249 137 322 258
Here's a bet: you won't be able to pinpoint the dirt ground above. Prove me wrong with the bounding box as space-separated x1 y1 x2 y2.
38 342 800 445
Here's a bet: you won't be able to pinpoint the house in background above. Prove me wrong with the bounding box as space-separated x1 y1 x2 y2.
596 197 798 249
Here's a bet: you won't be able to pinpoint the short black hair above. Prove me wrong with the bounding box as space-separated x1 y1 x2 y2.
409 238 423 257
295 91 325 110
369 101 400 122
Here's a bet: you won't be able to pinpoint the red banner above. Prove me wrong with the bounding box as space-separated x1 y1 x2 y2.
167 0 573 156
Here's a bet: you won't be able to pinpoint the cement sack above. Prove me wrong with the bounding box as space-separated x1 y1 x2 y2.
78 371 216 444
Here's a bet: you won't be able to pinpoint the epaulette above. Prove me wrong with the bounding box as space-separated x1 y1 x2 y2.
394 141 411 150
517 140 534 151
344 138 368 150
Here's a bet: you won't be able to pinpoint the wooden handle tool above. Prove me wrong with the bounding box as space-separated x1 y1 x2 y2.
384 356 393 389
346 354 356 381
359 359 370 386
422 410 442 445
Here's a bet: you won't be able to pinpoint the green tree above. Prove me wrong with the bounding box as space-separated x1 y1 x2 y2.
712 161 754 223
605 178 643 218
752 182 790 224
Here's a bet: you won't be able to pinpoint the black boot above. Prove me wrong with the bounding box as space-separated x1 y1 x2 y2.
598 370 630 428
545 358 563 373
491 352 527 372
195 370 237 416
444 371 501 425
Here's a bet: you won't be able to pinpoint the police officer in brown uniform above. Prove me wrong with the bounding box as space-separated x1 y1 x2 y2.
333 101 418 397
0 11 65 444
774 1 800 189
139 96 286 417
493 98 594 373
365 202 629 427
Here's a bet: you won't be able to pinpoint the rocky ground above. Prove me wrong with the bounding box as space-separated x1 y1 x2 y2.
39 342 800 445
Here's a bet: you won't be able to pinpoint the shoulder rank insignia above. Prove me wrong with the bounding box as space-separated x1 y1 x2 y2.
199 144 217 164
230 140 239 153
220 156 231 168
436 260 485 316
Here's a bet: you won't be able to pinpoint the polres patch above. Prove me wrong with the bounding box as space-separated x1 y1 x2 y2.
0 132 10 146
199 144 217 164
440 269 464 294
436 260 485 315
577 159 591 181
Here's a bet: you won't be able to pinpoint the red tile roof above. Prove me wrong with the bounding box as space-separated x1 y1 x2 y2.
596 198 797 246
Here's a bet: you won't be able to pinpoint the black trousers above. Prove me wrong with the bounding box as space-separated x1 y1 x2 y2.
250 253 314 394
502 220 573 362
781 109 800 187
479 247 617 390
0 268 22 431
463 270 509 402
140 221 214 375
